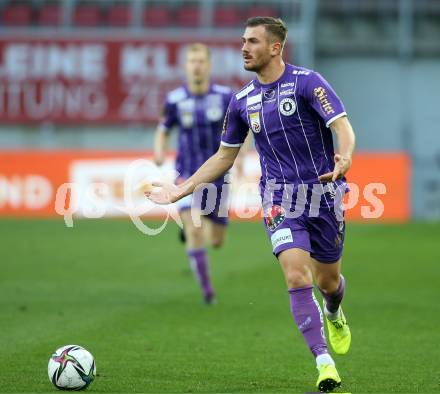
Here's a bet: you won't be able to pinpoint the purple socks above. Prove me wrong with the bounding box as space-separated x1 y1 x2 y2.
288 286 328 357
187 248 214 302
319 275 345 313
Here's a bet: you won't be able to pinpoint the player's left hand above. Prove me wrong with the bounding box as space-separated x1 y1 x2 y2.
318 154 352 183
144 181 189 205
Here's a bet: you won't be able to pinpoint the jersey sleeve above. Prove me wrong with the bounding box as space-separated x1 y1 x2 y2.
304 72 347 128
158 98 178 134
220 96 249 147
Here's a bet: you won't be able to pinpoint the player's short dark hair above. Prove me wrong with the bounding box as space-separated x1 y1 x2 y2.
186 43 211 60
245 17 288 47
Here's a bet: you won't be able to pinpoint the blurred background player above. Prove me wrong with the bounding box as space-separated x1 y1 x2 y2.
153 43 233 304
147 17 355 391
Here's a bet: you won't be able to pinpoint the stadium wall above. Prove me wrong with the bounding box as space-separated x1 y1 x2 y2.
318 57 440 220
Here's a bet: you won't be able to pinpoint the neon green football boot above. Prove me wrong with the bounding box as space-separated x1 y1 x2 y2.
324 302 351 355
316 363 341 392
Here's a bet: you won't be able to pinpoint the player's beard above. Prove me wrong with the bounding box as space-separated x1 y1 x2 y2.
243 55 270 73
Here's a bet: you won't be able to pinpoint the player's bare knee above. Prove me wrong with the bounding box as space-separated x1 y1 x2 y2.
210 232 226 248
186 226 204 246
316 275 340 294
285 269 312 289
210 238 224 248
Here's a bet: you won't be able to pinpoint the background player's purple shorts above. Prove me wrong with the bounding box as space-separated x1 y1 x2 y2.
177 182 229 226
263 206 345 263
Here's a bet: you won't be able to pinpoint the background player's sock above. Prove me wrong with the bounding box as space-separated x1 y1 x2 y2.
187 248 214 301
319 275 345 317
288 286 328 357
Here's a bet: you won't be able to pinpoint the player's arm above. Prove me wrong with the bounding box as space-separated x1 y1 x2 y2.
146 93 248 204
233 131 252 179
154 95 177 166
146 145 240 204
153 126 169 166
305 71 356 182
318 116 356 182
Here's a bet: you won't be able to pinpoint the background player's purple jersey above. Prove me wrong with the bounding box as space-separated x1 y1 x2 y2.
160 83 233 181
221 63 347 211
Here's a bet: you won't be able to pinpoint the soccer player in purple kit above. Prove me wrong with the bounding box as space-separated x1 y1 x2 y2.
147 18 355 392
153 43 233 305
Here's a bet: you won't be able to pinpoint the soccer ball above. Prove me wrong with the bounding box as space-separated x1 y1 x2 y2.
48 345 96 390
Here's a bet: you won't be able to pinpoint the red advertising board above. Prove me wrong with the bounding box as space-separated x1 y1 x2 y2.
0 150 410 222
0 36 253 125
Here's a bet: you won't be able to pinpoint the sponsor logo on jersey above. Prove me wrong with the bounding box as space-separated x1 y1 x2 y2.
247 94 262 106
279 98 296 116
313 86 335 115
264 89 276 100
249 112 261 133
271 228 293 249
280 88 295 96
265 205 286 231
247 103 261 111
281 82 295 88
292 70 310 75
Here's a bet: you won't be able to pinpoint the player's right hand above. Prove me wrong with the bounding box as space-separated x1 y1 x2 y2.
144 181 186 205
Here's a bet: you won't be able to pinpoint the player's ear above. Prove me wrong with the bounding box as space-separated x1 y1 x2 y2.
271 42 282 56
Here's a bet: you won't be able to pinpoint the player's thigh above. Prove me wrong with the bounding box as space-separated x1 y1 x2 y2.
180 208 204 248
201 216 227 248
308 211 345 292
262 206 313 288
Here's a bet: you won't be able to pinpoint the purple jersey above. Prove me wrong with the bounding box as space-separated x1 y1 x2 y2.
160 83 233 182
221 63 347 211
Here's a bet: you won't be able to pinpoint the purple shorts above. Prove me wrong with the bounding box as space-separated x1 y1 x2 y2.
263 205 345 263
177 182 229 226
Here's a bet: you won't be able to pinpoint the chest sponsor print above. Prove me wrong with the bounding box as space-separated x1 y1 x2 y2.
247 103 262 111
280 88 295 96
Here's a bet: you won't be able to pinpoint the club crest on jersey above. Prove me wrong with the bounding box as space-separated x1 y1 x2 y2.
206 106 223 121
181 112 194 127
206 94 223 121
249 112 261 133
264 205 286 231
279 98 296 116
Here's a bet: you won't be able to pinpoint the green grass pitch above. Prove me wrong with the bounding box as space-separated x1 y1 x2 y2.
0 218 439 393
